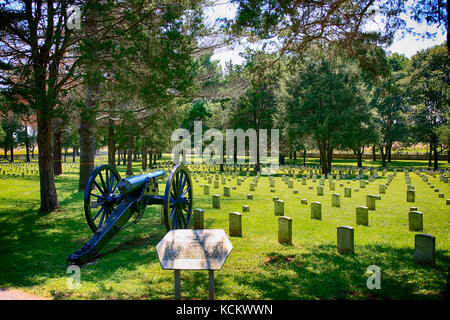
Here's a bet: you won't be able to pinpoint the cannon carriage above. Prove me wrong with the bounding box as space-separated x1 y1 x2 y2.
67 164 193 265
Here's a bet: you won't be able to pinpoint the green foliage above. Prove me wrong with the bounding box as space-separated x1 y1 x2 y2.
0 124 5 145
281 50 370 172
229 50 280 131
406 43 449 168
370 53 410 165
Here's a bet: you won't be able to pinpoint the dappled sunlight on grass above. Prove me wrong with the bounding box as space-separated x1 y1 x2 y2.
0 160 449 299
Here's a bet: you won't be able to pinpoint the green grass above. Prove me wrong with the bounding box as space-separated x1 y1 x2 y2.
0 160 449 300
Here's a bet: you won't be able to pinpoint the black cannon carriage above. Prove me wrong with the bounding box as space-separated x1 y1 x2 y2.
67 164 193 265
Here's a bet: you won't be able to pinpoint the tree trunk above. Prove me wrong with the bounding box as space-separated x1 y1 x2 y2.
36 111 59 213
279 153 285 165
52 119 63 176
372 145 376 161
432 134 439 170
78 114 96 190
302 149 306 166
79 4 100 190
326 144 333 174
122 150 126 165
148 151 153 169
126 136 134 176
318 139 332 174
380 145 387 168
9 139 13 162
141 148 147 171
428 141 433 167
387 144 392 163
24 126 30 163
355 150 363 168
254 131 260 173
107 119 116 167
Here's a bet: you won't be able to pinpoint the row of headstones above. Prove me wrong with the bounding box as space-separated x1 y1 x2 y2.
196 169 449 206
186 162 406 180
1 166 80 177
277 221 435 266
192 205 436 266
198 174 390 203
406 171 449 203
273 195 381 220
207 176 448 232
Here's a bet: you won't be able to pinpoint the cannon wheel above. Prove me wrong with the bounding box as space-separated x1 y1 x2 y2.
84 164 122 233
163 164 193 231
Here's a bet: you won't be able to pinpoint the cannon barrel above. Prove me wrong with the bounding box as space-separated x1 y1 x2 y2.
118 170 165 194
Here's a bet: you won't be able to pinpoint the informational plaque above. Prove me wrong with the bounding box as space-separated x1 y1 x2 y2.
156 229 233 270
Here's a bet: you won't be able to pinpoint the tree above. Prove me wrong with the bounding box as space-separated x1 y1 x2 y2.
371 53 410 167
229 50 280 172
0 113 20 162
407 43 449 170
282 49 369 174
0 0 86 212
344 114 378 167
436 112 450 162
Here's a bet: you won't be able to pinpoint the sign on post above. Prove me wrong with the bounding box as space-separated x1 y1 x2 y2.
156 229 233 299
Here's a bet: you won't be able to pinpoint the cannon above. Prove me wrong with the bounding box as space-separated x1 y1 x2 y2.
67 164 193 265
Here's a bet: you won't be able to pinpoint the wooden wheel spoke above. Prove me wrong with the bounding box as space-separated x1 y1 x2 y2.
180 210 186 226
91 202 105 209
105 207 112 218
172 179 179 196
112 179 119 193
92 207 104 222
171 209 177 229
105 170 109 193
98 208 107 227
170 207 176 219
90 193 103 199
180 174 188 191
93 180 105 195
99 171 107 194
182 186 190 196
178 172 184 194
176 172 182 194
108 174 115 193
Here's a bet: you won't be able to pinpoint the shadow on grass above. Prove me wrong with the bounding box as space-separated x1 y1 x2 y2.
0 186 167 289
233 244 449 300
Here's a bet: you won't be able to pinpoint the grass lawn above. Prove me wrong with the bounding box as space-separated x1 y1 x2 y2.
0 159 449 300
